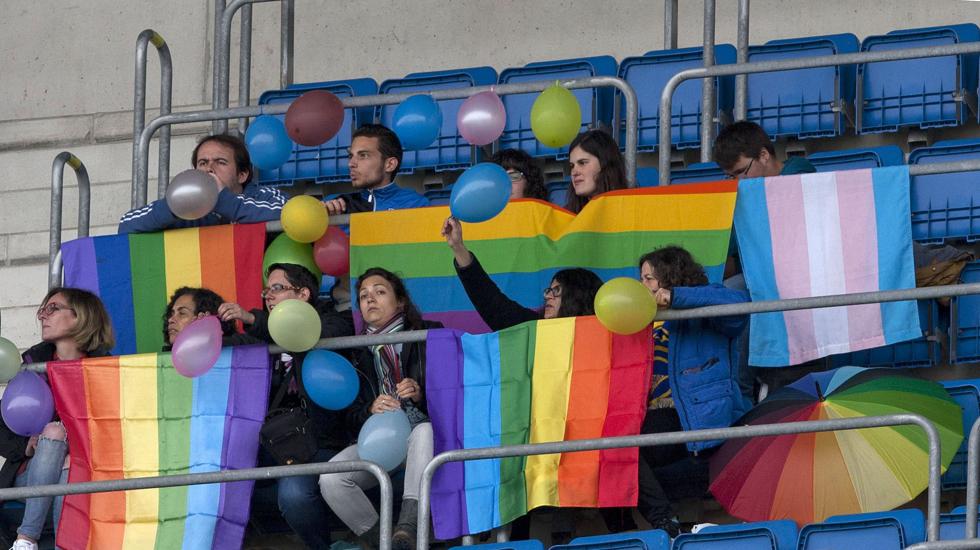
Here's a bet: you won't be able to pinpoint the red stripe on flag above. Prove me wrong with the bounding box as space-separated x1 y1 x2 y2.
82 357 126 549
200 225 239 307
233 224 266 314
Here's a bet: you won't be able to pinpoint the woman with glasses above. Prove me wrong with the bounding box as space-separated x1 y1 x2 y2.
162 287 242 348
2 288 114 550
491 149 549 200
565 129 628 214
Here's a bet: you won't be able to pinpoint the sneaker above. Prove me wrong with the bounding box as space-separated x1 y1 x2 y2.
10 539 38 550
650 518 681 538
691 522 718 534
390 526 416 550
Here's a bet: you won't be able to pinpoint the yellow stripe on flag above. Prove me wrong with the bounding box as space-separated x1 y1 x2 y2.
163 227 202 296
119 353 161 548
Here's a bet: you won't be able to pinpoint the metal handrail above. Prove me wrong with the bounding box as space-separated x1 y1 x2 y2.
48 153 90 290
658 40 980 185
733 0 750 121
965 417 980 538
132 29 173 208
135 76 640 206
908 542 980 550
0 460 395 550
416 414 943 548
699 0 716 163
663 0 678 50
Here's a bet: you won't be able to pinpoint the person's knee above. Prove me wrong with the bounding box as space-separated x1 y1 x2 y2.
40 422 66 442
278 476 316 512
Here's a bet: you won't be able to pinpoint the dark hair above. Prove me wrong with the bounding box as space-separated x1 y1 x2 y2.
491 149 548 200
41 287 115 354
551 268 603 317
352 123 403 179
355 267 425 330
713 121 775 172
191 134 253 185
267 262 318 304
163 287 236 340
565 129 627 213
638 246 709 289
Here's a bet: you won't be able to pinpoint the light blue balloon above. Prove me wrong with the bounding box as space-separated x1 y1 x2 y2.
357 409 411 471
392 94 442 151
301 350 359 410
245 115 293 170
449 162 511 223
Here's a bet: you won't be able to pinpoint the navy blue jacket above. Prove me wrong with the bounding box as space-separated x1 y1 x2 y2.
335 182 429 213
118 185 285 234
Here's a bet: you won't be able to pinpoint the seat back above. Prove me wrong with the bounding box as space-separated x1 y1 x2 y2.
908 138 980 243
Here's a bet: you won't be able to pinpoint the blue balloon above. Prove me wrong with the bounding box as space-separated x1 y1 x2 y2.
301 350 359 410
449 163 511 223
245 115 293 170
357 409 411 471
392 94 442 151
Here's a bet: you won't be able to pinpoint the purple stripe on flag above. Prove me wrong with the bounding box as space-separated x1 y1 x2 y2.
424 311 491 334
61 238 99 294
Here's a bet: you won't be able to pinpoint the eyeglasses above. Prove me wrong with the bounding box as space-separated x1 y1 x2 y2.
36 303 75 319
543 285 562 298
506 170 525 182
261 284 301 298
725 157 755 179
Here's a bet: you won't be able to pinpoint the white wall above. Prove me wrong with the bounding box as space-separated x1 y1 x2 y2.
1 0 978 348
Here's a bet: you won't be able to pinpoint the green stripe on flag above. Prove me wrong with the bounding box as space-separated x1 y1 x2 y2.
155 353 193 548
129 233 168 353
497 322 535 524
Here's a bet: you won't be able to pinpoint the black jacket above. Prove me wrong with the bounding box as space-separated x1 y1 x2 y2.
455 254 541 331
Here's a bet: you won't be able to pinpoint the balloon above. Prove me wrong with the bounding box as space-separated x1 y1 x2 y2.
449 163 511 223
281 195 329 243
245 115 293 170
531 84 582 148
171 315 223 378
392 94 442 151
268 299 321 352
1 371 54 436
0 337 20 384
457 91 506 146
357 409 411 471
302 350 359 410
263 233 322 283
285 90 345 146
594 277 658 335
314 226 351 277
165 169 219 220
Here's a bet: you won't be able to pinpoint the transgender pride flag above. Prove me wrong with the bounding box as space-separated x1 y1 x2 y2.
734 166 921 367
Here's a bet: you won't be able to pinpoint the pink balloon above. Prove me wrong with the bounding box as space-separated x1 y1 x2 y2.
172 315 222 378
457 91 506 146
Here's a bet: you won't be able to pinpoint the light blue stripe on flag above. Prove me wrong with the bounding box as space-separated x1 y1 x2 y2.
461 333 502 534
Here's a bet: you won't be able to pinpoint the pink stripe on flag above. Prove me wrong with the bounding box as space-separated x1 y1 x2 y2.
835 169 886 350
764 175 818 365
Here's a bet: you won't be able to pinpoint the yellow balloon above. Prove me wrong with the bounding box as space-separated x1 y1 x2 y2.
281 195 329 243
594 278 658 335
530 84 582 148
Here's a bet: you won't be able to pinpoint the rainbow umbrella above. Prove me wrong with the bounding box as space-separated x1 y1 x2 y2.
708 367 962 525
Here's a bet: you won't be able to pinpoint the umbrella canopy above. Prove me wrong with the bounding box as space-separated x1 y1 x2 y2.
709 367 962 525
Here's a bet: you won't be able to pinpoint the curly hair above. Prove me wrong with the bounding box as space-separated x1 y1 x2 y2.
565 129 627 213
163 287 236 342
355 267 426 330
40 287 115 354
637 246 708 289
552 268 604 317
491 148 548 200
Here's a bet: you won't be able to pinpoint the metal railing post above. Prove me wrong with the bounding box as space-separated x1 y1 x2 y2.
699 0 716 162
237 2 253 135
49 153 90 290
734 0 750 121
211 0 226 134
132 29 173 209
280 0 294 89
664 0 678 50
965 417 980 538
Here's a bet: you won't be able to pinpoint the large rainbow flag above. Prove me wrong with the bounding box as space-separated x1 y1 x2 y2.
351 183 737 333
61 224 266 355
734 166 921 366
46 345 270 550
425 316 652 539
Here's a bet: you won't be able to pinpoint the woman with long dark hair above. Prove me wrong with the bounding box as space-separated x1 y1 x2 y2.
565 129 628 214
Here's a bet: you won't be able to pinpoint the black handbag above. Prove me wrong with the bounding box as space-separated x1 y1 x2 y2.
260 366 318 466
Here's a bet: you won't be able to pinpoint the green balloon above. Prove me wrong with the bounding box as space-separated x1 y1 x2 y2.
531 84 582 148
263 233 323 283
268 299 321 352
0 336 21 384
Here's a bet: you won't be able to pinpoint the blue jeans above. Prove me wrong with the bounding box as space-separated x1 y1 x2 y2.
14 435 69 540
264 448 339 550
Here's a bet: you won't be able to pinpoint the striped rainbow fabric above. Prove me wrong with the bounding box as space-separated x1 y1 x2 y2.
734 166 921 366
46 345 270 550
425 316 652 539
351 183 737 333
61 224 266 355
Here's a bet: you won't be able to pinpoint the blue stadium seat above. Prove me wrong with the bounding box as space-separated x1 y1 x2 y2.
747 34 859 139
450 541 545 550
551 529 670 550
547 181 570 208
669 162 726 185
798 509 925 550
256 78 378 186
953 261 980 364
808 146 906 172
637 167 661 187
908 138 980 243
672 520 797 550
938 379 980 489
941 506 980 540
619 46 736 151
378 66 498 172
498 56 618 159
858 24 980 134
424 187 453 207
829 300 939 368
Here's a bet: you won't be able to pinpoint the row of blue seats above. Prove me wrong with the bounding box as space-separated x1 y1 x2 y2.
452 507 979 549
256 23 980 185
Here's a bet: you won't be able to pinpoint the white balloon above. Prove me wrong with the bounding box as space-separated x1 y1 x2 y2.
166 169 220 220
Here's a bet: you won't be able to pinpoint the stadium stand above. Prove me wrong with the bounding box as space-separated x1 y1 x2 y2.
807 145 906 171
797 509 926 550
671 520 797 550
909 138 980 244
939 379 980 490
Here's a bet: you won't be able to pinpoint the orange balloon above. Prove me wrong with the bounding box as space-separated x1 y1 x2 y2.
285 90 344 146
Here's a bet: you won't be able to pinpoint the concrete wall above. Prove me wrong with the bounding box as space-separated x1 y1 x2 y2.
1 0 978 348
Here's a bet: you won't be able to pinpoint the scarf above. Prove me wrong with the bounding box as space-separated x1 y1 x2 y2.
365 313 406 397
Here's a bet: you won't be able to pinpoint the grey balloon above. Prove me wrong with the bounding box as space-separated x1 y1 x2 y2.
165 169 220 220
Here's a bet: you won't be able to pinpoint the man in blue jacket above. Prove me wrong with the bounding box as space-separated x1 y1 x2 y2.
322 124 428 215
118 134 285 233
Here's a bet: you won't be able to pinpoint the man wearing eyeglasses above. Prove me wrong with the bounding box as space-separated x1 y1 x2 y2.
713 121 815 180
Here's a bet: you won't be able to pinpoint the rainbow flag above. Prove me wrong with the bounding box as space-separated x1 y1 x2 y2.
351 183 737 333
46 345 270 550
425 317 652 539
61 224 266 355
734 166 921 366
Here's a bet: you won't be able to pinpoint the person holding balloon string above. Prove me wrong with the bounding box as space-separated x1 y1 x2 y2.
0 288 114 550
318 267 442 550
564 129 628 214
